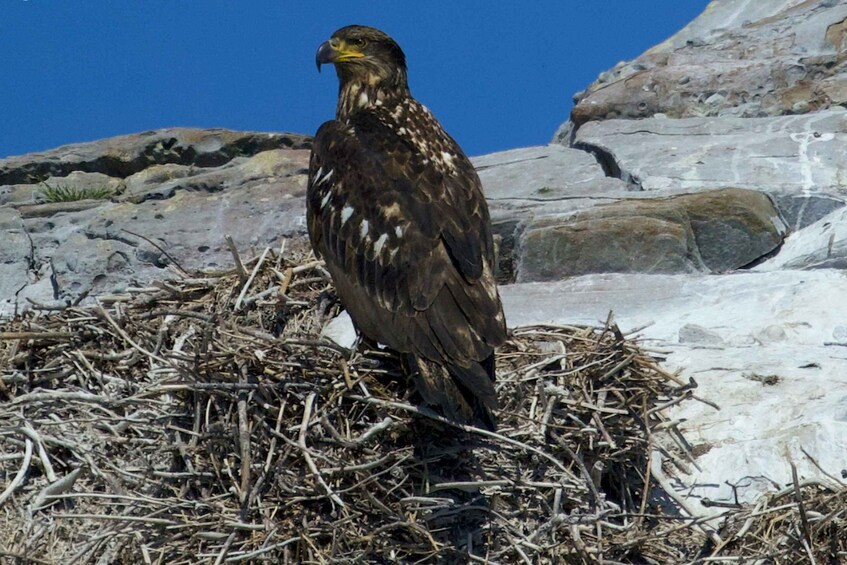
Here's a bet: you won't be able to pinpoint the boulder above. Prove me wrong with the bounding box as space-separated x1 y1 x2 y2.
520 214 700 280
473 145 630 281
683 189 787 270
517 188 785 281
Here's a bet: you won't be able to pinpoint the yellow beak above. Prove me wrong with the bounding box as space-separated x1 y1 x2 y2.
315 39 364 71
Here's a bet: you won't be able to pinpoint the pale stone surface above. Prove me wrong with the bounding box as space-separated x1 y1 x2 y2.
474 145 627 204
756 205 847 270
499 270 847 510
575 110 847 194
575 111 847 229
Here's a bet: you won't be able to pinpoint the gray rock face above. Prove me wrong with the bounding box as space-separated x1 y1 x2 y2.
0 129 311 316
475 144 790 282
474 145 630 281
2 113 829 310
0 128 310 186
574 110 847 230
756 205 847 270
575 110 847 191
564 0 847 131
540 0 847 517
474 144 626 205
0 208 31 315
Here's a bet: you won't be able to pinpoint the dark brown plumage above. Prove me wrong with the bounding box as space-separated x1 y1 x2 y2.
308 25 507 430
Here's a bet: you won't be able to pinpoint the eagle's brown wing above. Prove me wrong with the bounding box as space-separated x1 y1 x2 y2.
307 111 506 426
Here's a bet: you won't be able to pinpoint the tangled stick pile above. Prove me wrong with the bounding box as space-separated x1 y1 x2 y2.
1 247 844 563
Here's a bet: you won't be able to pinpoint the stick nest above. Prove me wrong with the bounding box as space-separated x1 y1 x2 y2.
1 248 844 563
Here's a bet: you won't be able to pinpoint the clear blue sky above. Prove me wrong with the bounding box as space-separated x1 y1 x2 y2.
1 1 709 159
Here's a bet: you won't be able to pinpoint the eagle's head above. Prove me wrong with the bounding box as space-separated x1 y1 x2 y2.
316 25 408 94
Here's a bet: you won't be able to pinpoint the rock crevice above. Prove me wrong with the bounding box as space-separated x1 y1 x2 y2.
571 139 639 189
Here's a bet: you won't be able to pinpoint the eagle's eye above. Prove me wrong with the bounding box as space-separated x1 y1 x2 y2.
348 37 367 48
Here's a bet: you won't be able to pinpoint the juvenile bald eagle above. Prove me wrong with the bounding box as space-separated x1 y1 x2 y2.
308 25 506 430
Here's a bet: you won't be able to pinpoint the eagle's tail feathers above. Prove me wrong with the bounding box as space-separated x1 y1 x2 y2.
408 355 498 431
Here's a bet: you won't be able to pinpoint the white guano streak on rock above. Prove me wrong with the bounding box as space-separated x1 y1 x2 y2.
790 120 835 229
727 0 755 30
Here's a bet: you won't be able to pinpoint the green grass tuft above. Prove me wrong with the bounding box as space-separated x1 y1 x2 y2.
39 180 113 203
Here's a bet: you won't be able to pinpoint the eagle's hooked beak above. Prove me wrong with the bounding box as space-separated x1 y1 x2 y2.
315 38 364 72
315 40 335 72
